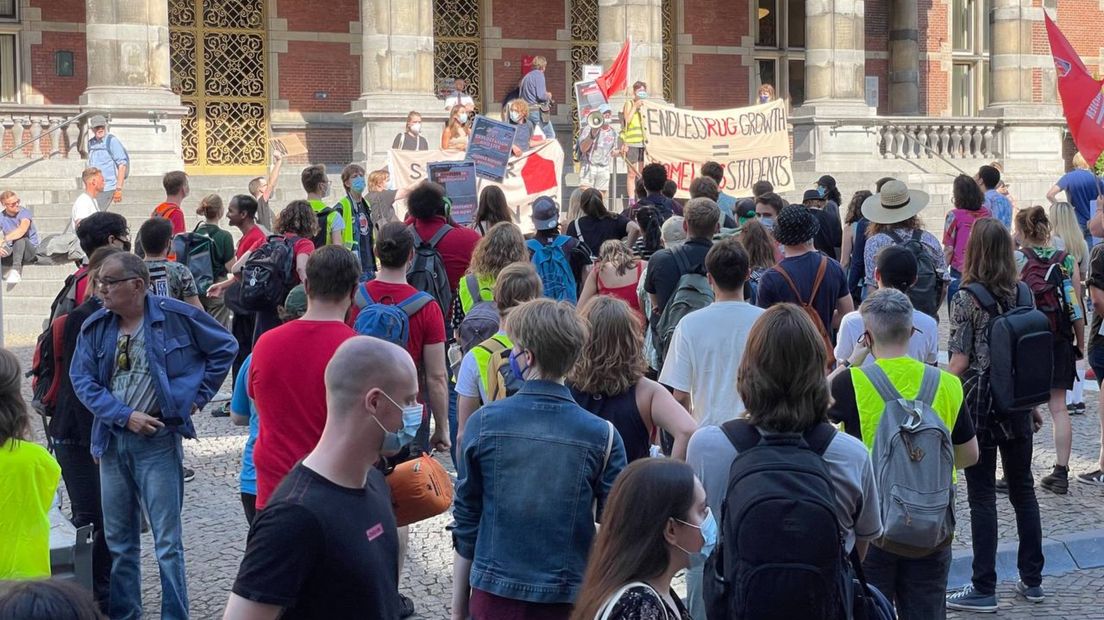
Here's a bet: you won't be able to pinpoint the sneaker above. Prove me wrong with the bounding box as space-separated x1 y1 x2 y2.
995 477 1008 494
1040 465 1069 495
1077 469 1104 486
946 585 998 613
210 403 231 418
1015 580 1045 603
4 270 20 284
397 594 415 619
183 467 196 483
1069 402 1086 415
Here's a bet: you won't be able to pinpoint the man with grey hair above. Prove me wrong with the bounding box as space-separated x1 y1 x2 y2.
71 251 237 620
828 287 978 618
85 115 129 210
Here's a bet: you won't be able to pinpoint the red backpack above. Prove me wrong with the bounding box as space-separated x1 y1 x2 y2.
28 268 89 416
1020 247 1074 341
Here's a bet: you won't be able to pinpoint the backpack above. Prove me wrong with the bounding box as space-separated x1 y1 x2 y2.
772 256 836 369
703 420 850 620
239 235 301 312
477 335 525 403
654 246 713 369
963 282 1052 416
352 284 434 347
407 225 454 319
311 205 340 249
28 314 67 417
860 364 955 558
47 268 90 326
172 225 216 295
457 275 500 354
107 135 130 179
527 236 578 303
886 229 941 318
1020 247 1075 341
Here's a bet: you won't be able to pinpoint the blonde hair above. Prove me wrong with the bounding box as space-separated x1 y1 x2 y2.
506 299 588 379
368 169 389 192
469 222 527 278
570 296 646 396
196 194 224 220
1050 201 1088 266
531 56 548 70
507 99 530 120
598 239 636 276
566 188 584 223
1073 152 1090 170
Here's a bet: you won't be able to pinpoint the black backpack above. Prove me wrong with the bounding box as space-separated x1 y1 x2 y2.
704 420 851 620
886 229 941 318
963 282 1052 416
406 225 453 319
239 235 301 312
312 205 340 248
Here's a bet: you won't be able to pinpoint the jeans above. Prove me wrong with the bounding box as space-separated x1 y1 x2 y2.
963 436 1044 595
527 109 555 140
100 429 188 620
863 544 952 619
54 442 112 608
1 236 37 271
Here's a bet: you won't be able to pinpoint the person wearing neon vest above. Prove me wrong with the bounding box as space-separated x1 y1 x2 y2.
620 81 648 195
336 163 376 278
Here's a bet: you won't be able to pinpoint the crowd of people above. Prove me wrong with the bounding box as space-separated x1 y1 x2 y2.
1 109 1103 620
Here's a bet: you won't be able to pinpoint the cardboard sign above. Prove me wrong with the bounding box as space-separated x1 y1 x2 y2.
465 115 519 182
639 98 795 197
428 161 479 225
271 135 307 158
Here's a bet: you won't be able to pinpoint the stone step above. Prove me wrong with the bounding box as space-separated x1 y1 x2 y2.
4 313 49 341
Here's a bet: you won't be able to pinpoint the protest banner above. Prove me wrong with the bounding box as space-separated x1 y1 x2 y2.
639 98 794 197
465 115 518 182
389 140 564 233
428 161 479 225
574 80 608 128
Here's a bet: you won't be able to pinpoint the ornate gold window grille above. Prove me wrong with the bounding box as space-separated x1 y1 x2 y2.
570 0 599 141
662 0 676 103
434 0 483 111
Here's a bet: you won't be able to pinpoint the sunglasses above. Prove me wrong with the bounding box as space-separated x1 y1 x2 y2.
117 334 132 371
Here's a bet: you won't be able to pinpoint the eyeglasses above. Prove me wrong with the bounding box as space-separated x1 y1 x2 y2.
117 334 132 371
2 200 19 209
98 276 139 289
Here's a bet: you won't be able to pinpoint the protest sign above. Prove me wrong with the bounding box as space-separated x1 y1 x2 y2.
428 161 479 225
639 98 794 197
574 80 608 128
389 140 564 233
465 115 518 182
270 134 307 158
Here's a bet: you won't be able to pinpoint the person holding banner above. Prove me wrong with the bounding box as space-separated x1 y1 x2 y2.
577 104 621 199
620 82 649 192
505 100 544 156
442 105 472 150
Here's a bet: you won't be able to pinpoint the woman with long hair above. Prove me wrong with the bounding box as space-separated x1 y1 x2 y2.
1050 200 1090 415
566 188 585 224
1013 206 1084 494
739 219 777 305
566 188 637 256
442 104 471 150
942 174 989 313
571 459 704 620
578 240 645 316
472 186 513 236
840 190 872 306
631 205 663 261
459 222 527 313
570 296 697 461
946 218 1045 612
0 347 62 580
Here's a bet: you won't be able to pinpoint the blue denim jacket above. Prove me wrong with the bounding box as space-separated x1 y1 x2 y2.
453 380 627 604
70 294 238 458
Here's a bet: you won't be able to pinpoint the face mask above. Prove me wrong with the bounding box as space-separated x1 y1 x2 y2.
603 117 611 126
508 349 530 382
759 94 770 103
675 508 718 560
373 392 424 453
351 176 367 194
410 122 421 134
817 186 827 198
636 90 648 99
759 216 775 231
458 113 469 124
509 110 522 123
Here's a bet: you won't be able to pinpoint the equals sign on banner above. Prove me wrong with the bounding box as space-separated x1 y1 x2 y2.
711 144 729 158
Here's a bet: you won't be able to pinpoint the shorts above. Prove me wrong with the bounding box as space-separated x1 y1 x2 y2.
579 163 611 190
1052 338 1077 390
625 145 645 164
1089 345 1104 386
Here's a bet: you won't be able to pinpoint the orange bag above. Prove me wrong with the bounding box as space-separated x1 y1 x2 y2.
386 454 453 527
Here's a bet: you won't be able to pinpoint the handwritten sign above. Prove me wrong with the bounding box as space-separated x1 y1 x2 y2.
465 115 518 182
271 134 307 158
639 99 794 197
428 161 479 225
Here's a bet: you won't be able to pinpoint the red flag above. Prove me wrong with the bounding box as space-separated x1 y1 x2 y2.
595 40 630 100
1045 14 1104 166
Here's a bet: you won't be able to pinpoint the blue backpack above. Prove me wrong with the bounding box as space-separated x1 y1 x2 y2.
353 284 434 347
526 236 577 303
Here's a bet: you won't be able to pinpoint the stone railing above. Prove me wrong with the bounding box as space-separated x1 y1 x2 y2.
0 105 86 160
877 119 1002 162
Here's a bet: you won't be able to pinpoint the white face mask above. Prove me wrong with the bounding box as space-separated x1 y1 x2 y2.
410 122 421 134
509 110 521 123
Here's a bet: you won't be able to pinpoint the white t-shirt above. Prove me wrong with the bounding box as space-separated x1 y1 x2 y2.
72 193 98 230
658 301 765 427
444 93 474 110
455 349 488 404
834 308 939 366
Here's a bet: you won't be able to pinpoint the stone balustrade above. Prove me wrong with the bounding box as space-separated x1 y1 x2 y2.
877 119 1002 161
0 106 85 160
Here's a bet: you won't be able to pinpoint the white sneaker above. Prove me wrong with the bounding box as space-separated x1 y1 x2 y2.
4 271 20 284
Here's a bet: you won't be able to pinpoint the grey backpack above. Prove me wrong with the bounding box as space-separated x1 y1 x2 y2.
457 274 500 354
862 363 955 558
654 246 714 370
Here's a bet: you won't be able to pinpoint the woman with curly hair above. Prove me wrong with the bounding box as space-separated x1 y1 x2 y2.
471 186 513 236
841 189 872 306
251 200 319 340
459 221 527 314
570 296 697 461
505 99 543 156
578 239 645 316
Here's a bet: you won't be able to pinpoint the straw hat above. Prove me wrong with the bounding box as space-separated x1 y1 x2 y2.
861 179 930 224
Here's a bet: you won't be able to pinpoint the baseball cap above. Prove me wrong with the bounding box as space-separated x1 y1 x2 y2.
875 245 919 292
531 196 560 231
89 114 107 128
282 284 308 319
802 188 823 202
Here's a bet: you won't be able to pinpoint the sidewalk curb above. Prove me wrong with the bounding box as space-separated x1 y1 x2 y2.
948 529 1104 589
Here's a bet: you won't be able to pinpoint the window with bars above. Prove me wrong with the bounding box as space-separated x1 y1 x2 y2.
0 34 16 102
0 0 15 21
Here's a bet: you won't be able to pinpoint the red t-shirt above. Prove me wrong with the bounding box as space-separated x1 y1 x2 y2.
346 280 446 367
236 225 267 259
285 233 315 284
411 217 480 292
249 320 356 509
153 202 186 235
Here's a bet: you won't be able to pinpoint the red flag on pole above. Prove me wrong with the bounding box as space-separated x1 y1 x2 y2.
595 39 630 100
1045 14 1104 166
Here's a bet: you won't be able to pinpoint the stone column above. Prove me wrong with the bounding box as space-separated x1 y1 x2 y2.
597 0 663 102
888 0 920 115
350 0 443 168
81 0 185 172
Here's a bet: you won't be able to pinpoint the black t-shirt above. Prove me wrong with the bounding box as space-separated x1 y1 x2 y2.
1089 244 1104 353
644 238 713 313
828 370 976 445
756 251 848 333
567 214 630 257
392 132 429 151
810 207 843 260
231 464 400 620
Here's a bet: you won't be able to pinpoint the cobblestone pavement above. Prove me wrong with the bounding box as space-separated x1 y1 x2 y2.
11 318 1104 619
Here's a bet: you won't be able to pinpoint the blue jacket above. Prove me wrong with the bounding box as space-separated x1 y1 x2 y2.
453 380 627 604
70 294 237 458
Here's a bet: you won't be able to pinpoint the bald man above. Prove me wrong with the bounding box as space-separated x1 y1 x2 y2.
225 337 418 620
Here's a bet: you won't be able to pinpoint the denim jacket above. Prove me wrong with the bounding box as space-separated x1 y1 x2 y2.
453 380 627 604
71 294 238 458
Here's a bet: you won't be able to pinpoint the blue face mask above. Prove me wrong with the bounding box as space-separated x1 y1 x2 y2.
676 507 718 560
373 392 423 454
636 90 649 99
817 186 828 198
508 349 530 382
759 215 776 231
458 113 469 124
351 176 366 194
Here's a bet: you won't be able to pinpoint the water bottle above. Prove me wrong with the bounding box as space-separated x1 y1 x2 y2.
1063 277 1084 322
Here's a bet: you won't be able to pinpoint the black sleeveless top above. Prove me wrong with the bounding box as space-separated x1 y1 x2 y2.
570 384 650 462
